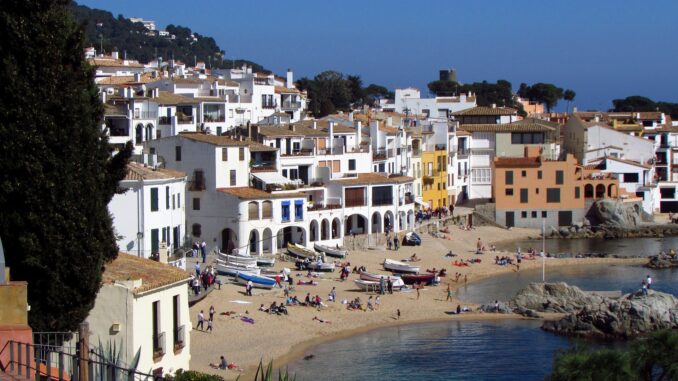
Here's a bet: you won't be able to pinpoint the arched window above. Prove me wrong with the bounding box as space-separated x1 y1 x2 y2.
262 201 273 219
248 201 260 220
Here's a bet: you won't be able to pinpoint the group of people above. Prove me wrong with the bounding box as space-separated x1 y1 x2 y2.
192 240 208 263
386 232 400 250
190 263 218 295
641 274 653 295
196 305 216 332
259 302 289 315
494 255 515 266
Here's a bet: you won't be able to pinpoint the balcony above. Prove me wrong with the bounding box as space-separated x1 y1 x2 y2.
204 114 225 123
373 149 387 161
317 146 344 155
262 102 277 109
250 165 277 173
412 149 422 157
281 149 313 157
159 116 171 125
134 111 157 120
435 144 447 151
152 331 166 361
281 101 302 110
307 203 342 212
177 114 194 124
457 148 469 156
174 324 186 351
189 180 206 191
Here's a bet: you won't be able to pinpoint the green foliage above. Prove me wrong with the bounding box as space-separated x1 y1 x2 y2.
611 95 678 119
0 0 131 337
243 360 295 381
67 2 266 71
563 89 576 113
548 330 678 381
428 78 522 111
174 370 225 381
520 83 564 112
427 80 460 96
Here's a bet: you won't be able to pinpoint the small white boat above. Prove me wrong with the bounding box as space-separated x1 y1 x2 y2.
314 243 348 258
218 253 258 266
306 261 336 272
287 243 314 259
359 271 404 287
215 259 260 276
254 255 276 267
353 279 404 292
383 259 420 274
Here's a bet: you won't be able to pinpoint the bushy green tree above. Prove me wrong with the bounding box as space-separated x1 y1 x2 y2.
0 0 131 335
563 89 576 112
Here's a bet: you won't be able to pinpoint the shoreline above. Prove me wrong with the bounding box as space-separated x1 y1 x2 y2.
272 256 646 373
187 225 648 380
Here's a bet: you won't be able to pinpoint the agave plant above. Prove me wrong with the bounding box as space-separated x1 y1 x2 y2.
95 339 145 381
236 359 295 381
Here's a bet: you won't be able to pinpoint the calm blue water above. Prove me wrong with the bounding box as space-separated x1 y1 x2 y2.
287 259 678 380
497 236 678 257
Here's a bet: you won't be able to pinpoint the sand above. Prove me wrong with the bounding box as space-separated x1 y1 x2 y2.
187 225 646 379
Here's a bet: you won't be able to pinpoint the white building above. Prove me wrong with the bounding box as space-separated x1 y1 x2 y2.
386 87 476 120
585 156 656 214
71 253 191 376
109 161 187 258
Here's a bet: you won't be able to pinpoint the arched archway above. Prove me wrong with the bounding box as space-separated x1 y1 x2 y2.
248 201 260 220
135 123 144 144
407 210 414 230
345 214 368 235
248 230 259 255
278 226 306 248
145 123 154 141
595 184 605 198
584 184 594 198
332 218 340 239
221 228 237 254
371 211 382 234
310 220 319 242
384 211 394 233
262 228 273 253
321 219 329 240
607 184 616 198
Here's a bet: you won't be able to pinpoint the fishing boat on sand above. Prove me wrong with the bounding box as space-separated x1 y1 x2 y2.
400 273 436 285
383 259 420 274
313 243 348 258
215 259 261 276
359 272 405 288
305 261 336 272
287 243 314 259
236 272 277 289
354 279 404 291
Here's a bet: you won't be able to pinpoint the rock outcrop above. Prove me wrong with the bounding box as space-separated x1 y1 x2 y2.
479 301 512 314
591 199 641 228
646 255 678 269
511 282 678 339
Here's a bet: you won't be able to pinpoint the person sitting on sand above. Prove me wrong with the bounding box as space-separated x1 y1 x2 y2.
278 304 288 315
410 253 419 261
210 356 228 370
304 293 312 306
313 316 331 324
258 304 267 312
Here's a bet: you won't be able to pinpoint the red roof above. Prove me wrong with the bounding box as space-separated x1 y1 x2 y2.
493 156 541 168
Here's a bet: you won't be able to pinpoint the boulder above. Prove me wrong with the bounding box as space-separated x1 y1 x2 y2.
479 301 512 314
592 199 641 228
510 282 605 313
646 255 678 269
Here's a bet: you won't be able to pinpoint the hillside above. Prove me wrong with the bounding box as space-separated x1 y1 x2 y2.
68 1 267 72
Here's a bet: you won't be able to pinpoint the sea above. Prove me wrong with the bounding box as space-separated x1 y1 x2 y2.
286 238 678 380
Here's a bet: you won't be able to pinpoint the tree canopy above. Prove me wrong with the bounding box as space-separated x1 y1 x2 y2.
518 82 565 112
611 96 678 119
300 71 392 117
548 330 678 381
68 1 267 72
0 0 131 335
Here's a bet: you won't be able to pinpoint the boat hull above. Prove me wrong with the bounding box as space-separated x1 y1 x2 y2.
236 273 277 289
383 259 420 274
216 262 261 276
287 244 314 259
401 273 436 285
314 243 348 258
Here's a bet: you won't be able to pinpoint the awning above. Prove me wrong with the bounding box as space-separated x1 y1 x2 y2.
414 197 430 209
252 172 293 185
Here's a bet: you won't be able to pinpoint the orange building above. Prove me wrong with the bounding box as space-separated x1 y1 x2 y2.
493 147 621 228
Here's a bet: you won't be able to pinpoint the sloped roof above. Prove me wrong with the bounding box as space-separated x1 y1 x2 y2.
332 173 414 186
125 162 185 181
459 122 555 133
104 103 127 116
217 187 305 200
88 57 144 68
257 125 305 137
103 253 189 295
154 91 198 105
452 106 517 116
180 132 251 146
274 86 300 94
493 156 541 168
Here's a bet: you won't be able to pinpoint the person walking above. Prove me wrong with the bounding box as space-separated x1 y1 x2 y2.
246 280 253 296
387 277 393 294
446 284 452 301
375 295 381 310
201 241 207 263
209 305 215 321
641 280 648 296
206 318 213 332
194 262 201 278
646 274 652 289
196 310 205 330
329 287 336 302
379 276 385 295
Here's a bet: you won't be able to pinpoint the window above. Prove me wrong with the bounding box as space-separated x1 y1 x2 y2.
150 188 159 211
192 223 201 237
151 229 159 254
555 170 564 185
281 201 290 222
575 186 581 199
505 188 514 196
531 211 537 218
193 197 200 210
542 211 547 218
623 173 639 183
222 147 228 161
536 188 540 194
505 171 514 185
175 146 182 161
177 194 181 208
521 170 527 177
239 147 245 161
230 170 236 186
520 188 528 203
165 186 170 209
472 168 491 183
511 132 545 144
172 194 176 210
547 188 561 203
152 301 161 354
538 170 542 179
349 159 356 171
521 211 527 218
173 295 180 346
294 200 303 221
660 187 675 199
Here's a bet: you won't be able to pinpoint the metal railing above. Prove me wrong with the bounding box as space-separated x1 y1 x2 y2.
177 115 194 124
281 101 301 109
188 180 206 191
133 111 157 120
262 103 277 109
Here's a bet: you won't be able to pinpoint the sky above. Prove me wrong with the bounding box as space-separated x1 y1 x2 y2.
77 0 678 111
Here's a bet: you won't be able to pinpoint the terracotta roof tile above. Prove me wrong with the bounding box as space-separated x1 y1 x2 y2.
125 162 186 181
459 122 555 133
332 173 414 186
217 187 305 200
452 106 517 116
493 156 541 168
103 253 189 295
274 86 300 94
154 91 198 105
180 132 251 146
88 57 144 68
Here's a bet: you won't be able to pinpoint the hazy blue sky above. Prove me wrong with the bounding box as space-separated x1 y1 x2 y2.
77 0 678 111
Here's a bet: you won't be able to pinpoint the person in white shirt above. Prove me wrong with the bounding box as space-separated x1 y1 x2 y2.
646 275 652 289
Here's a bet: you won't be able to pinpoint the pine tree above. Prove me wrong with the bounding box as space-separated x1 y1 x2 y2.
0 0 131 335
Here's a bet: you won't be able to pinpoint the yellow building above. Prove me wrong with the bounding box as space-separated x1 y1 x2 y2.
421 149 448 209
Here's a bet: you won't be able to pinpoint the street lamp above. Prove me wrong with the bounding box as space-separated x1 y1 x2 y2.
137 232 144 258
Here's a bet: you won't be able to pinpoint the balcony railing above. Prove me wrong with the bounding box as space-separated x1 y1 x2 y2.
373 149 387 160
203 114 225 123
282 101 302 110
372 198 393 207
189 180 206 191
412 150 422 157
153 331 166 358
251 165 277 172
177 114 194 124
159 116 171 125
281 149 313 157
134 111 157 119
262 103 277 109
317 146 344 155
457 148 469 156
174 324 186 349
307 203 342 211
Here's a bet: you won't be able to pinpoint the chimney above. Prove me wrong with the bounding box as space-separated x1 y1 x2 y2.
312 120 317 130
491 103 496 109
356 121 362 146
349 112 354 122
111 49 119 60
286 69 294 89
